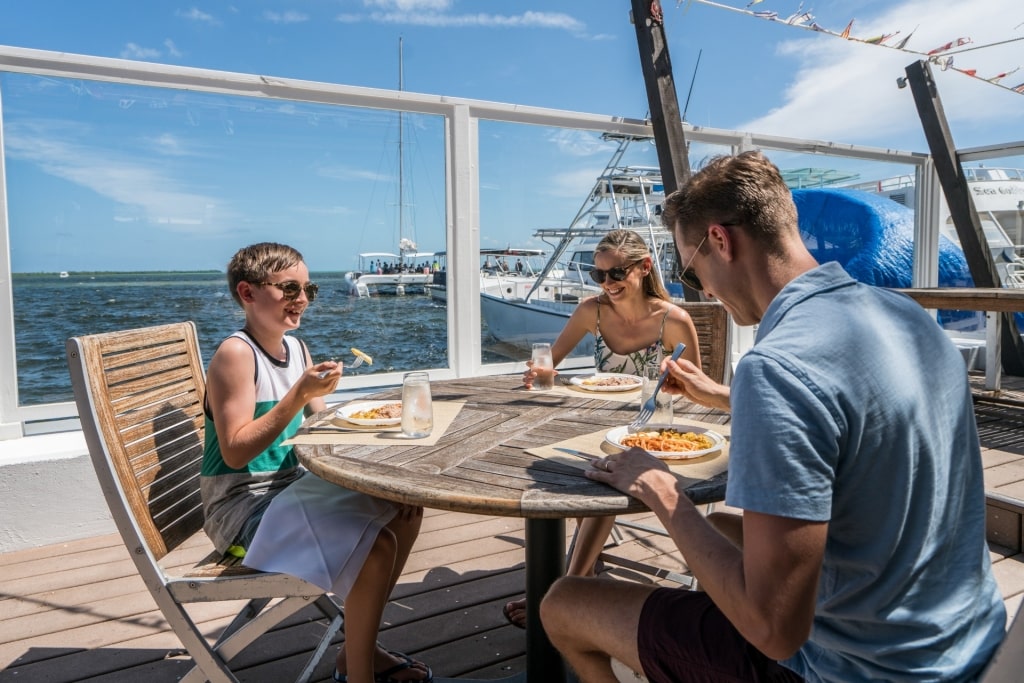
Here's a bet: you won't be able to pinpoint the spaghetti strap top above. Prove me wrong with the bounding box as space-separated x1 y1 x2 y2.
593 301 671 374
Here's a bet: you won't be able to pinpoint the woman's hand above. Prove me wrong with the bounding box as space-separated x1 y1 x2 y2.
522 359 559 389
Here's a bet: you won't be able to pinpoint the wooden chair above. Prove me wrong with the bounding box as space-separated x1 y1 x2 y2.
595 301 731 586
66 321 343 683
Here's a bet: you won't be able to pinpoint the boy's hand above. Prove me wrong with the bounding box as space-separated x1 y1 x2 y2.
307 361 341 397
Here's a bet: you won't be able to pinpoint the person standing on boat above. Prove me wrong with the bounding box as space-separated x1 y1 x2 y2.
540 152 1005 682
503 228 703 629
201 242 432 683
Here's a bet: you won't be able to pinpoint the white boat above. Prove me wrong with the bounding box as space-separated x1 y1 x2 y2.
480 134 680 359
342 246 435 297
340 39 434 298
850 166 1024 284
426 247 546 303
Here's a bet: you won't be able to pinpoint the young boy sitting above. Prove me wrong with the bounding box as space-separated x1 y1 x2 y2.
201 242 431 683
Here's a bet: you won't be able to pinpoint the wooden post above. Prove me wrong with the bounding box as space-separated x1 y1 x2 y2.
630 0 700 299
904 59 1024 375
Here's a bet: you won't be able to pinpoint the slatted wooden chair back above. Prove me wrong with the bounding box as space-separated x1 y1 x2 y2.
680 301 730 384
68 321 208 562
67 321 343 683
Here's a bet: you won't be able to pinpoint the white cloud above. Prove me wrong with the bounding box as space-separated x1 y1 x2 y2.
163 39 182 57
364 0 452 10
5 121 232 234
735 0 1024 148
264 10 309 24
338 6 588 35
176 7 219 25
120 43 160 60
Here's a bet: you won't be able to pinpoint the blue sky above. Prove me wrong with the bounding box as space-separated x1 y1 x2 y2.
1 0 1022 272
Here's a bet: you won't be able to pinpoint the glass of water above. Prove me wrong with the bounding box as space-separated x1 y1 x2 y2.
401 372 433 438
640 363 675 425
531 342 555 391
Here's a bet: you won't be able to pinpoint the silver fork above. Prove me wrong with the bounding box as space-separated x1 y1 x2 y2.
628 342 686 432
318 355 364 379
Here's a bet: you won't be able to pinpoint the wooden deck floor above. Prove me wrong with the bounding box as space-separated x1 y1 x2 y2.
3 373 1024 682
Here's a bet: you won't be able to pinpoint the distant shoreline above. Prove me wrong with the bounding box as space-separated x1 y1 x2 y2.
13 270 224 278
12 270 349 278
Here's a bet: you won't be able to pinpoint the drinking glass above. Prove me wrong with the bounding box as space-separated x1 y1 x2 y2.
531 342 555 391
640 363 675 425
401 372 433 438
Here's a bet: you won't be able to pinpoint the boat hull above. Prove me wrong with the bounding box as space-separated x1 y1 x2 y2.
342 271 433 296
481 292 594 358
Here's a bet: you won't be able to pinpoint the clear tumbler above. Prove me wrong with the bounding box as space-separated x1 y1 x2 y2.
401 371 433 438
640 363 675 425
531 342 555 391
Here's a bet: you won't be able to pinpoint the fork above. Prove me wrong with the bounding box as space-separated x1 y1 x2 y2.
318 355 364 379
628 342 686 432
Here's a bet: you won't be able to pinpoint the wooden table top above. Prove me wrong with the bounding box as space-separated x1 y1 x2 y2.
294 374 730 519
898 287 1024 312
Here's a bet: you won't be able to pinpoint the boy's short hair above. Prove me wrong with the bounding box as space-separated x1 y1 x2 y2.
227 242 305 306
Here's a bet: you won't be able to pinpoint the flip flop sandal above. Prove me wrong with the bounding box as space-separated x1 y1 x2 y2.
502 601 527 630
334 652 433 683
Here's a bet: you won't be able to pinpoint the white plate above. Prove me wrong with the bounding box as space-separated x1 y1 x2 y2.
570 373 643 392
335 400 402 426
605 424 725 460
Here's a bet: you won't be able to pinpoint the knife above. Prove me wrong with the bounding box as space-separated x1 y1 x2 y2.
553 447 601 462
307 425 400 434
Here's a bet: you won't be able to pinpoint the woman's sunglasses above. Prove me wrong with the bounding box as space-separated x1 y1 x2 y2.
255 280 319 302
589 260 642 285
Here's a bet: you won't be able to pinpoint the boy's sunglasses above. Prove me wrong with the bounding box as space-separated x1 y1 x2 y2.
589 260 642 285
255 280 319 302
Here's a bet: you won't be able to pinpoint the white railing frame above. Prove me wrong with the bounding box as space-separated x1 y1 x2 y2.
0 45 934 439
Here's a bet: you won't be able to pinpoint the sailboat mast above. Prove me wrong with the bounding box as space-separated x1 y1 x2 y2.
398 37 405 266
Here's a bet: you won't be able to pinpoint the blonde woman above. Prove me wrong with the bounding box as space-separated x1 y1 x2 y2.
506 228 702 629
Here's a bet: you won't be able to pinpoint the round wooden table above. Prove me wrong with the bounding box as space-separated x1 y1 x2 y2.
293 374 730 681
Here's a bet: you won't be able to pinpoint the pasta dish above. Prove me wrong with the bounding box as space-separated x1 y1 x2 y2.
581 375 640 387
620 428 714 452
350 402 402 420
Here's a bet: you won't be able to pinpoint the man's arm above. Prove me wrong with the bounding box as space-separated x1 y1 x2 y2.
589 452 826 660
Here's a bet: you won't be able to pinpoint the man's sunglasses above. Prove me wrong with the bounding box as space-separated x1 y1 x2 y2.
678 233 709 292
254 280 319 302
589 260 642 285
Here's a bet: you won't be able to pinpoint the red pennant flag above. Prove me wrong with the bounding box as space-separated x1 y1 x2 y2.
1014 82 1024 94
840 19 854 39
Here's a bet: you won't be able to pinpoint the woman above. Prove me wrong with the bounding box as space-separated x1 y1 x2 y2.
504 228 702 629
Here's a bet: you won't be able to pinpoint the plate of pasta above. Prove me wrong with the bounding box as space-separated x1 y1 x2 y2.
569 373 643 392
605 424 725 460
335 400 403 426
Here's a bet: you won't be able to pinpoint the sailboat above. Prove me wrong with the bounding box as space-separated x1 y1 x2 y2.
342 38 434 297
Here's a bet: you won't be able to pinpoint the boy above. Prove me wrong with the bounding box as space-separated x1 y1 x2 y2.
201 242 431 683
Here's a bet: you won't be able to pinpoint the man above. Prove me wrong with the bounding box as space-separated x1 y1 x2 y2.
540 151 1005 682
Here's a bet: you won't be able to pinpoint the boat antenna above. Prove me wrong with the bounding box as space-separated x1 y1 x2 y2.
681 49 702 122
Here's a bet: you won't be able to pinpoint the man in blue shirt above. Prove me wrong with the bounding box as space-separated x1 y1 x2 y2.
540 151 1006 682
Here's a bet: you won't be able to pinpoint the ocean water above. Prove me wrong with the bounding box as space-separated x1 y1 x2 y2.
13 271 511 406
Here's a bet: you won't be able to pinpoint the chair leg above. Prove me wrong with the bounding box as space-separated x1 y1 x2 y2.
212 597 271 649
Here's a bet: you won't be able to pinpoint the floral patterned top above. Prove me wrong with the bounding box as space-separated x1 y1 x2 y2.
593 300 671 375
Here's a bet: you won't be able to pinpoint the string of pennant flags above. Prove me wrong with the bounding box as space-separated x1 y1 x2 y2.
679 0 1024 95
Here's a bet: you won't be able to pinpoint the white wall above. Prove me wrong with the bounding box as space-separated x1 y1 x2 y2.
0 433 113 552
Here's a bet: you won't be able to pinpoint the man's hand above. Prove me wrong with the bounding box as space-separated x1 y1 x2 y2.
661 357 731 411
585 447 676 505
